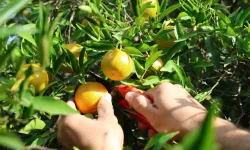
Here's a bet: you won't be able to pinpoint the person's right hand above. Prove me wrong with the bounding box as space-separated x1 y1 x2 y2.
125 82 207 139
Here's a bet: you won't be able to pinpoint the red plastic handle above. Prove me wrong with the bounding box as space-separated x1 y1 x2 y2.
117 85 156 132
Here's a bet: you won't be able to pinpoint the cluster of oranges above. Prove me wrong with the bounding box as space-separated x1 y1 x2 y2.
14 0 177 114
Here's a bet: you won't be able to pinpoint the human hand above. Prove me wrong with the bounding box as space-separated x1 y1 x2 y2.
57 93 124 150
125 82 207 139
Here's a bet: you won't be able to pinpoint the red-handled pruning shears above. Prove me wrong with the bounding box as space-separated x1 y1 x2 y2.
113 85 156 131
89 71 156 132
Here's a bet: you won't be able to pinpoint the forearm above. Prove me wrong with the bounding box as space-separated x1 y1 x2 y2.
215 117 250 150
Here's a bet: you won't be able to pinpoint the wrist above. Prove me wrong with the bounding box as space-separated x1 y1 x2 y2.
214 117 250 150
180 112 207 138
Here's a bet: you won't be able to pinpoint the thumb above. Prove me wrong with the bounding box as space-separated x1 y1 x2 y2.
97 93 115 121
125 92 156 121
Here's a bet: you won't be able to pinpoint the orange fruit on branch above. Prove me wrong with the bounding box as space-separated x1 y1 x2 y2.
130 0 159 19
152 58 163 71
74 82 108 114
101 49 134 81
15 64 49 93
155 25 176 50
142 0 159 19
61 43 87 73
63 43 88 62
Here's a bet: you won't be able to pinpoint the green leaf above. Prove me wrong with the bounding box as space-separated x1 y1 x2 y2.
145 51 163 70
36 3 51 68
32 96 79 115
121 79 142 87
193 61 213 68
84 40 114 50
95 0 101 8
124 47 144 57
0 132 25 149
130 0 139 17
144 132 166 150
133 59 145 78
143 76 161 86
30 137 46 146
215 11 231 25
152 132 179 150
226 26 235 36
158 4 181 22
161 60 186 86
76 23 98 41
160 60 174 72
67 49 80 73
0 24 36 38
0 78 15 100
175 31 208 42
163 42 185 63
89 2 100 14
79 48 86 70
0 0 30 26
19 32 37 46
19 119 46 134
54 53 66 74
160 0 167 14
236 7 250 26
176 21 184 38
79 5 92 13
139 43 155 52
0 43 17 69
85 52 105 71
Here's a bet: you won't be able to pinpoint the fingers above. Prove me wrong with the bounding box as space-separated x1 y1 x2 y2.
125 92 157 122
174 84 183 89
97 93 116 121
67 99 77 110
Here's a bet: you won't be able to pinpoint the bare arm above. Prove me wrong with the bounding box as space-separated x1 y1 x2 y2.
125 82 250 150
215 118 250 150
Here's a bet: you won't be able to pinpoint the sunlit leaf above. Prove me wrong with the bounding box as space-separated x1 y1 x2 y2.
32 96 79 115
0 132 25 149
124 47 144 57
19 119 46 134
0 0 30 26
145 51 162 70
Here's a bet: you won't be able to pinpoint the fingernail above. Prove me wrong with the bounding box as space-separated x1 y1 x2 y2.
125 92 134 102
102 93 112 103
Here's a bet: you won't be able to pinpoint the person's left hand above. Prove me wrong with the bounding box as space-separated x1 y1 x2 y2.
57 93 124 150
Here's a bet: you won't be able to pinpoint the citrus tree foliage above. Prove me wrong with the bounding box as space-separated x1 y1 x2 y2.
0 0 250 149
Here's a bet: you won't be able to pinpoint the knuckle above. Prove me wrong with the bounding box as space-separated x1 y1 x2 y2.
159 82 173 89
174 84 182 87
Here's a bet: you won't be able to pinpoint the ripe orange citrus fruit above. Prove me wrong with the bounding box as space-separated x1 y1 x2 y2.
63 43 88 62
101 49 134 81
155 26 176 50
61 43 87 73
16 64 49 93
130 0 158 20
152 58 163 71
143 0 158 19
74 82 108 114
